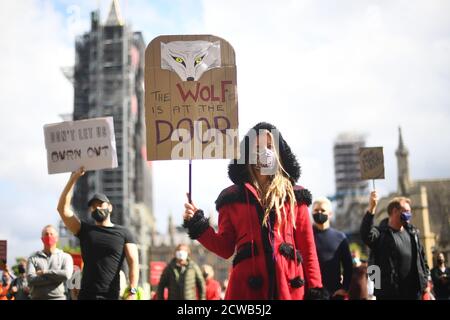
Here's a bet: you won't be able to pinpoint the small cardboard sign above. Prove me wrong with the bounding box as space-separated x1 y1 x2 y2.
44 117 118 174
145 35 239 161
0 240 6 262
359 147 385 180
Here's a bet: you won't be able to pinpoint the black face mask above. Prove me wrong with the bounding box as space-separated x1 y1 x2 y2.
92 208 110 223
18 265 26 274
203 272 209 279
313 212 329 225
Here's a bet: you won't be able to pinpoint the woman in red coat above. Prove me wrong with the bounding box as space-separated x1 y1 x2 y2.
183 122 326 300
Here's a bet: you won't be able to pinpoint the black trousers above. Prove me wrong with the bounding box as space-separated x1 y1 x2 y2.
78 290 120 300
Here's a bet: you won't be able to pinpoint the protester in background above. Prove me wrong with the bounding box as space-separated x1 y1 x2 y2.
431 252 450 300
348 250 368 300
360 191 430 300
202 264 221 300
7 259 30 300
312 197 353 299
157 244 205 300
183 122 325 300
0 269 13 300
27 225 73 300
57 167 139 300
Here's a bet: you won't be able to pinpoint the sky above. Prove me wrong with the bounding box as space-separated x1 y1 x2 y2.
0 0 449 264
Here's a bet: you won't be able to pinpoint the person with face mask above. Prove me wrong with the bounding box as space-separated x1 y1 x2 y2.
431 252 450 300
202 264 222 300
156 244 205 300
312 197 353 299
183 122 325 300
7 259 30 300
57 167 139 300
360 191 430 300
26 225 73 300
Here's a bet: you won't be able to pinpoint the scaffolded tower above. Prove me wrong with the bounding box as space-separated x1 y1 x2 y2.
71 0 154 287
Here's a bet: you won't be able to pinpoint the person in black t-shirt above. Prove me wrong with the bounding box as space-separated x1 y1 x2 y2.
57 167 139 300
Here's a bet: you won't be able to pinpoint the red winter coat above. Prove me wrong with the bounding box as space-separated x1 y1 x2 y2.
184 122 325 300
193 183 322 300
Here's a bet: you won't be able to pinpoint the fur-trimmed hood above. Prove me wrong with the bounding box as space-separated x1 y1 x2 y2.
228 122 301 185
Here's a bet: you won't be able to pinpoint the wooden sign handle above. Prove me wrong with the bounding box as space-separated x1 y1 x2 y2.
188 160 192 204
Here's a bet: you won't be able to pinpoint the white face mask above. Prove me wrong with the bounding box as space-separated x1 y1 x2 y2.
258 148 276 168
257 148 277 175
175 250 188 261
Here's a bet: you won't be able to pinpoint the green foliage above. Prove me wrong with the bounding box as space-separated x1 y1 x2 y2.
349 242 368 260
57 244 81 254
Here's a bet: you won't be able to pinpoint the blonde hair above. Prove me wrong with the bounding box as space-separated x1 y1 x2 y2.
248 130 296 232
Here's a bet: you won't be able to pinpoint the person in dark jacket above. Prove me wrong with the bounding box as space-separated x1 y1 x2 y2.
157 244 205 300
312 197 353 299
360 191 430 300
431 252 450 300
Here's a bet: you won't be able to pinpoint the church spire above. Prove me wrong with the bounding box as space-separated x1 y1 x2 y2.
396 127 412 195
105 0 124 26
168 213 175 247
398 127 407 153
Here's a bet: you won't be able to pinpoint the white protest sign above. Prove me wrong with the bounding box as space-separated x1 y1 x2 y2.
44 117 118 174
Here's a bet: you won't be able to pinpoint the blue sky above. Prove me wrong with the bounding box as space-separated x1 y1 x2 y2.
1 0 450 264
53 0 205 41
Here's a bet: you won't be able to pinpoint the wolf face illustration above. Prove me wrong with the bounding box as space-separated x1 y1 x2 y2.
161 40 221 81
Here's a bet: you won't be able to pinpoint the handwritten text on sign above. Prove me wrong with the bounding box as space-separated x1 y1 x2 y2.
44 117 118 174
145 35 238 161
359 147 385 180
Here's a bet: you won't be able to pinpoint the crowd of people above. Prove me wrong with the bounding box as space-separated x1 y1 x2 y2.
1 122 449 300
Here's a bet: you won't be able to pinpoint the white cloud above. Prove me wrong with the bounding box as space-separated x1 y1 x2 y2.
198 0 450 198
0 0 75 263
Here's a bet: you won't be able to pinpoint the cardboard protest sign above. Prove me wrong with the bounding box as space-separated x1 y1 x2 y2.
359 147 385 180
0 240 6 262
145 35 239 161
44 117 118 174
